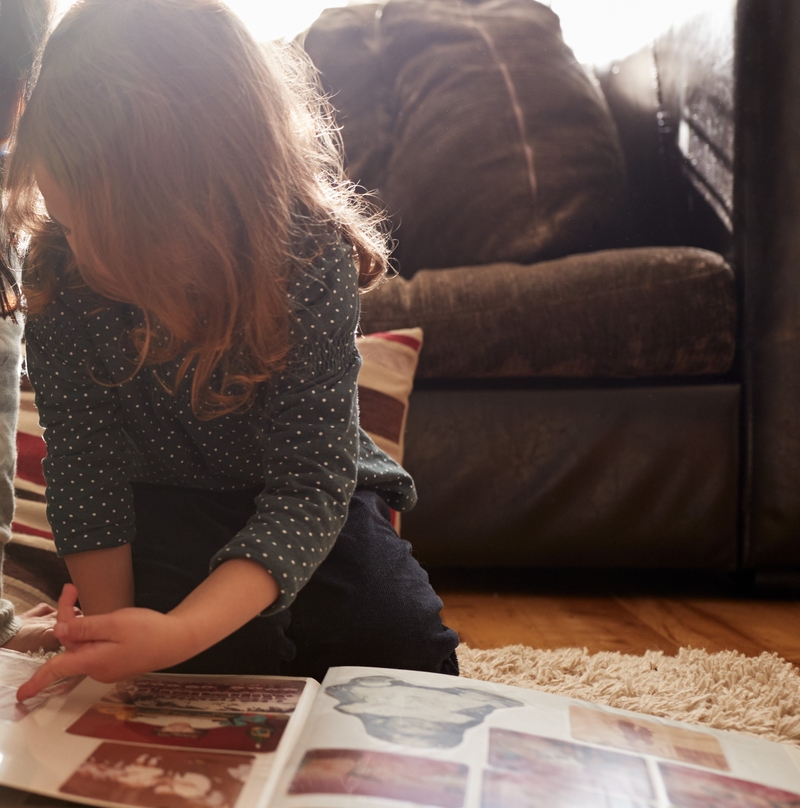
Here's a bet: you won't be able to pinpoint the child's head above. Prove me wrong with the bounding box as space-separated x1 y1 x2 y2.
4 0 388 416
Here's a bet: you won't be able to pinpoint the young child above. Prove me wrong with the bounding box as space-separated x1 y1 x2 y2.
3 0 458 700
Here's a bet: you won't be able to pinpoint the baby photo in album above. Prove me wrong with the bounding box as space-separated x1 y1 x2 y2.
659 763 800 808
59 742 254 808
99 676 307 714
570 704 729 771
324 674 523 748
65 675 308 753
289 748 469 808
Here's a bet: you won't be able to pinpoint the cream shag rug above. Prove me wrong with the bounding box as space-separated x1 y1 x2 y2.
458 645 800 746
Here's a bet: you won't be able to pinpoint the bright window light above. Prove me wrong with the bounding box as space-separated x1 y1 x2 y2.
54 0 356 42
548 0 735 66
55 0 734 62
212 0 345 42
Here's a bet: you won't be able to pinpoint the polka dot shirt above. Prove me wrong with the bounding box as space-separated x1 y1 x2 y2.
24 237 417 615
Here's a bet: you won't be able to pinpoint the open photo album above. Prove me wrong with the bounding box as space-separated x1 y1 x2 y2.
0 647 798 808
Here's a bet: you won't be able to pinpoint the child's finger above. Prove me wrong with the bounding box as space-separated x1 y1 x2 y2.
16 652 86 702
55 612 116 645
54 584 81 651
56 584 79 624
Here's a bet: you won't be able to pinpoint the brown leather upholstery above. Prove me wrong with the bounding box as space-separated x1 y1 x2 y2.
737 0 800 568
401 385 739 569
361 247 736 380
304 0 626 275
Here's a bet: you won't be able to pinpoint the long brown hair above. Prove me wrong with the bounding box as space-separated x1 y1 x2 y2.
3 0 389 417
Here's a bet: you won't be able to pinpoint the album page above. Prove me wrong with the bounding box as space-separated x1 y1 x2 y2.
0 648 319 808
269 664 800 808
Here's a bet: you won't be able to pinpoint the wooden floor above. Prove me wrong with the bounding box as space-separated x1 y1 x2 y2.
432 569 800 667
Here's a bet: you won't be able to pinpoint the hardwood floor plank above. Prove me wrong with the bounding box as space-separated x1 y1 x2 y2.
440 592 680 655
434 569 800 665
681 599 800 665
610 597 767 658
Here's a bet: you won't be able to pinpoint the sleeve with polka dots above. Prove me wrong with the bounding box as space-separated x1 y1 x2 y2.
209 240 361 615
24 302 135 556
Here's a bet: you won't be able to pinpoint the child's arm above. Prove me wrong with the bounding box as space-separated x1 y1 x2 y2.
17 557 279 700
24 300 138 617
63 544 135 615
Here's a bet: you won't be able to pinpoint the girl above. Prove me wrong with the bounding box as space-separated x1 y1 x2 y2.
3 0 458 700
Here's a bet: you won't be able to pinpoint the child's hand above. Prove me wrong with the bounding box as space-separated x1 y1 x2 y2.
17 558 278 702
16 584 196 702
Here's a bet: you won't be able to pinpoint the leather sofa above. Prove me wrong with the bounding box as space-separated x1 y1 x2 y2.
303 0 800 574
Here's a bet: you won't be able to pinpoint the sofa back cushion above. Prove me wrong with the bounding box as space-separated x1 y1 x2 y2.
304 0 626 277
360 247 736 380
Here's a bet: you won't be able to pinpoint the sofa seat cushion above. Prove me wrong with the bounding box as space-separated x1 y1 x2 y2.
360 246 735 379
400 384 740 568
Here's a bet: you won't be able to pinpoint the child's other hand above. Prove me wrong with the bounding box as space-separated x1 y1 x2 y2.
16 584 195 702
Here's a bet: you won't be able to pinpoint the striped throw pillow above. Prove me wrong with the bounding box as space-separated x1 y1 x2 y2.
356 327 422 466
356 328 423 534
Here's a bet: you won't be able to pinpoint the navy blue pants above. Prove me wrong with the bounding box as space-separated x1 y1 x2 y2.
130 484 459 681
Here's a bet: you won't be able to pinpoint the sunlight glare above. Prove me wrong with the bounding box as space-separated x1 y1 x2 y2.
54 0 735 63
54 0 354 42
548 0 735 65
